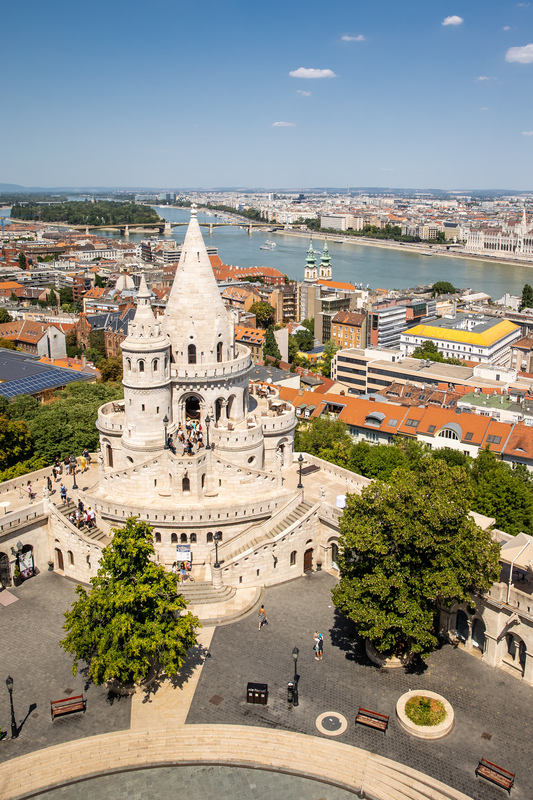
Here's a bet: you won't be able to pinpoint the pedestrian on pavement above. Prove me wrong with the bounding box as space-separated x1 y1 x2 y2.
258 605 268 630
46 475 53 493
60 483 67 503
26 481 34 503
80 454 86 472
313 632 323 660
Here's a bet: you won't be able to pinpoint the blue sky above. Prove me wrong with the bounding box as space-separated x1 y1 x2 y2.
2 0 533 189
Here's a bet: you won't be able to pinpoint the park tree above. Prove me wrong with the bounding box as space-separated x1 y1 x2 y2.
61 517 200 686
87 329 106 361
249 301 275 329
98 354 123 383
293 328 314 352
431 281 457 296
471 447 533 535
301 318 315 336
0 309 12 324
318 339 339 378
0 338 17 350
295 417 352 467
59 287 74 306
412 340 462 366
522 283 533 310
263 326 281 361
48 287 58 307
0 416 33 471
9 292 19 304
18 252 27 270
332 459 500 658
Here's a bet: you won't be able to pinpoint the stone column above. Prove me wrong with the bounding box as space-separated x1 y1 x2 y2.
212 565 223 589
482 632 500 667
522 649 533 685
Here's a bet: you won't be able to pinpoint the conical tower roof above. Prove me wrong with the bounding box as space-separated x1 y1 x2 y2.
163 206 232 363
320 240 332 267
123 274 168 348
305 240 316 267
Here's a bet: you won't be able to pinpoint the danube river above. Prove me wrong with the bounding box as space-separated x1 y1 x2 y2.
3 205 533 299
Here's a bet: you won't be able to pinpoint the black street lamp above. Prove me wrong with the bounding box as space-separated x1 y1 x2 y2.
213 531 221 569
163 415 169 449
72 460 78 491
5 676 18 739
297 453 304 490
292 647 299 707
205 414 211 450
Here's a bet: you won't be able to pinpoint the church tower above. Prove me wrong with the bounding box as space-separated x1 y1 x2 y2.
319 241 332 280
304 240 318 282
120 274 171 456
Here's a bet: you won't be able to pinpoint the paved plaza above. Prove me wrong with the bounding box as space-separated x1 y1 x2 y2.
1 570 532 799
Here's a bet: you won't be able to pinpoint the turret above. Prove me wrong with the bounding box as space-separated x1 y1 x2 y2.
304 240 318 282
319 241 332 280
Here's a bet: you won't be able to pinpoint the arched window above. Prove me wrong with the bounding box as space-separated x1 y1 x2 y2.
139 360 145 373
188 344 196 364
290 550 297 566
216 531 223 541
190 533 197 543
154 532 161 543
207 532 213 543
106 444 113 468
217 341 223 362
126 358 131 371
180 533 187 543
68 550 74 565
201 474 205 489
182 475 190 492
171 533 178 544
152 359 158 372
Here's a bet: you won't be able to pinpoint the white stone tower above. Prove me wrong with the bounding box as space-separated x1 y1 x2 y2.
319 241 332 280
304 241 318 282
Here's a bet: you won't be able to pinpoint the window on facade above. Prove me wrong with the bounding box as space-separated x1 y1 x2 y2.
68 551 74 565
465 432 474 441
180 534 187 542
290 550 297 566
404 419 419 428
438 429 459 440
427 425 436 433
217 341 223 362
126 358 131 371
486 434 502 444
182 476 190 492
139 360 145 372
153 359 158 372
188 344 196 364
207 532 213 543
190 533 197 543
171 533 178 543
154 532 161 543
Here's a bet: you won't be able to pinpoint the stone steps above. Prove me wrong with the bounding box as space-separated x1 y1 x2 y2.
178 581 236 605
59 502 111 545
230 500 314 558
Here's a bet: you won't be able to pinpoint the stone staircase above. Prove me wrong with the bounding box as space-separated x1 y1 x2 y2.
228 499 315 560
178 581 236 605
59 501 111 545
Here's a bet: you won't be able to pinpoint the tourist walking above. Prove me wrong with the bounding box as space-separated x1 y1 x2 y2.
80 454 86 472
258 605 268 630
313 632 323 660
60 483 67 504
46 475 53 494
26 481 34 503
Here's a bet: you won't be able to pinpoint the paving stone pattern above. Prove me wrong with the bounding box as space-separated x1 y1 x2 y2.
0 572 131 762
187 572 533 800
29 765 356 800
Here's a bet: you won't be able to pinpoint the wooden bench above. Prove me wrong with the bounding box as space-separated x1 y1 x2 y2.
476 758 514 793
356 707 389 732
50 694 86 721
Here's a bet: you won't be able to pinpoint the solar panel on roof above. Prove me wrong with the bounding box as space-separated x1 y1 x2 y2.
0 369 92 398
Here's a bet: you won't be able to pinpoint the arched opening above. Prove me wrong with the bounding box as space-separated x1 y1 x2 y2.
68 551 74 565
0 551 12 587
106 444 113 468
455 609 469 641
215 398 224 423
154 532 161 543
227 394 236 420
472 618 486 652
216 531 223 541
180 534 187 543
207 532 213 543
55 548 64 571
290 550 297 566
171 533 178 544
190 533 197 543
217 341 223 362
304 548 313 572
331 542 339 570
139 360 145 373
201 474 205 489
188 344 197 364
126 358 131 371
152 359 158 373
182 475 190 492
185 395 201 420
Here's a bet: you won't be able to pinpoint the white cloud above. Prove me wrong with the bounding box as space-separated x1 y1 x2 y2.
297 90 312 96
506 43 533 62
289 67 336 79
272 121 295 127
522 130 533 135
476 75 497 81
342 34 365 42
503 25 511 30
442 15 464 26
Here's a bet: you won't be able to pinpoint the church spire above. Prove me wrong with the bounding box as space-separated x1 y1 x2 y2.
304 240 318 282
319 240 332 280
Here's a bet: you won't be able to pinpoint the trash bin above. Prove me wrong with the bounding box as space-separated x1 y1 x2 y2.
246 682 268 705
287 680 294 704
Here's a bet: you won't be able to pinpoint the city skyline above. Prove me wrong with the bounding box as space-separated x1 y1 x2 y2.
2 0 533 189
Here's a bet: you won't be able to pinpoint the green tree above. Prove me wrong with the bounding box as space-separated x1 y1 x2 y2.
0 416 33 471
48 287 58 306
431 281 457 296
332 459 500 657
471 448 533 535
435 230 446 242
0 338 17 350
18 252 27 270
59 287 74 306
263 326 281 361
411 340 463 366
295 417 352 467
0 309 12 324
98 355 123 383
301 318 315 336
9 292 19 304
249 301 275 329
94 274 105 288
318 339 339 378
61 517 200 685
293 328 314 352
522 283 533 309
87 329 106 361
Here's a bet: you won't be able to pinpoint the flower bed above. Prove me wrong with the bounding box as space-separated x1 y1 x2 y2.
405 695 446 727
396 690 454 739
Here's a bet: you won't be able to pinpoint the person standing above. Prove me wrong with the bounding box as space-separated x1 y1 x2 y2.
80 454 86 473
60 483 67 504
46 474 53 494
313 632 324 660
258 605 267 630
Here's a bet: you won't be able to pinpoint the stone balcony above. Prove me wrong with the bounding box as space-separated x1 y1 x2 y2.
97 401 125 434
212 394 295 439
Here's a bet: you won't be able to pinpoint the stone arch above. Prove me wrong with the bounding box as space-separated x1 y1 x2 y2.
138 359 145 373
152 358 159 373
290 550 297 566
215 398 224 423
154 532 161 543
180 533 187 543
171 533 178 544
0 551 11 587
207 532 213 543
188 344 197 364
190 533 197 543
455 609 469 641
217 341 223 363
227 394 237 420
126 358 131 371
68 550 74 565
184 394 202 421
472 617 486 652
55 547 64 571
182 475 190 492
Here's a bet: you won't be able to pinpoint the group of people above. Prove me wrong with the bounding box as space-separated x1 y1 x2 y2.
68 499 95 529
172 561 194 582
167 420 204 457
257 606 324 660
52 450 91 482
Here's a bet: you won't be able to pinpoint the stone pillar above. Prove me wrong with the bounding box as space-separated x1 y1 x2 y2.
523 649 533 685
164 221 172 234
482 632 500 667
464 618 474 651
209 224 213 235
212 565 222 588
124 225 130 236
248 225 253 235
221 398 228 422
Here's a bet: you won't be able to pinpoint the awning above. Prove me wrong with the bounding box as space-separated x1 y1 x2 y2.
500 532 533 571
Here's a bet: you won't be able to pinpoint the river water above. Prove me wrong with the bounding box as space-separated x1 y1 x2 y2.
2 205 532 298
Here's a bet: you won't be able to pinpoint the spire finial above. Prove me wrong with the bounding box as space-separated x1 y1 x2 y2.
190 203 198 218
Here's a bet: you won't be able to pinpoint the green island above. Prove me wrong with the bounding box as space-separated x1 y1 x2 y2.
405 696 446 727
10 200 161 226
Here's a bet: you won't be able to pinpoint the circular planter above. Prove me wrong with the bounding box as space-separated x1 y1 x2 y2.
396 690 454 739
365 639 413 669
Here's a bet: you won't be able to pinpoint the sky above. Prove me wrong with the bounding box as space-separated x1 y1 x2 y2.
2 0 533 190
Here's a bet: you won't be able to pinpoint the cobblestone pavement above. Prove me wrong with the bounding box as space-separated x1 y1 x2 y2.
187 572 533 800
28 765 356 800
0 572 131 762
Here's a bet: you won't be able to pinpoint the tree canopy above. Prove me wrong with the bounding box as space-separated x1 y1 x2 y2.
332 459 500 657
263 326 281 361
411 340 463 365
61 517 200 685
98 355 124 383
11 201 161 226
249 301 275 329
522 283 533 310
431 281 457 296
0 309 13 324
